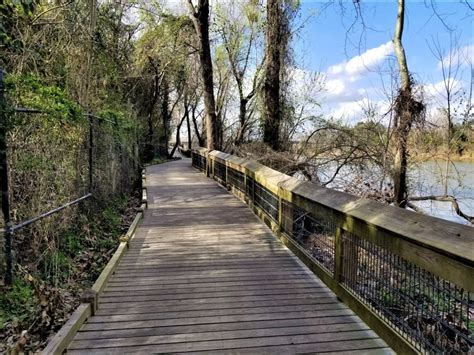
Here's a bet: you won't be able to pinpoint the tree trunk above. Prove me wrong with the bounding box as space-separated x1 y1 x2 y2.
83 0 97 108
161 76 170 158
0 69 13 285
192 105 205 147
263 0 282 151
235 97 248 145
186 104 192 150
170 111 187 158
393 0 412 207
188 0 220 151
145 72 159 161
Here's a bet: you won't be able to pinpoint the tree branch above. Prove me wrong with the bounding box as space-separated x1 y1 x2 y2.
408 195 473 224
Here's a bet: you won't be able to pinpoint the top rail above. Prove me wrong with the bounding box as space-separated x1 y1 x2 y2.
192 147 473 354
7 193 92 233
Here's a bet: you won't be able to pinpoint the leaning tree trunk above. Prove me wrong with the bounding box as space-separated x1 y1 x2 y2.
170 111 187 158
393 0 411 207
186 107 192 150
392 0 424 207
191 105 204 147
161 76 170 158
263 0 282 151
235 97 248 145
187 0 220 151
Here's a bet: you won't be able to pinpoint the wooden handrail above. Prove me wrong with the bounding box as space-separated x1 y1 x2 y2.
192 147 474 354
201 149 473 290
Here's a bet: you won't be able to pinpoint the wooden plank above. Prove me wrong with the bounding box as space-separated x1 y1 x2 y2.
106 270 313 284
104 278 322 292
42 304 91 355
110 265 307 277
75 315 361 341
80 309 355 331
121 249 288 258
90 242 127 297
70 322 369 349
125 241 286 249
94 297 340 316
102 282 325 297
88 302 347 324
324 349 395 355
91 210 143 296
117 255 299 266
184 339 392 354
98 287 330 303
68 330 380 354
96 290 338 311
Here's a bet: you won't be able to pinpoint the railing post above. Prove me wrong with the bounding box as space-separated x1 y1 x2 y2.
209 155 214 178
224 163 228 189
88 113 93 192
0 68 13 285
206 153 210 177
277 196 283 234
334 227 343 283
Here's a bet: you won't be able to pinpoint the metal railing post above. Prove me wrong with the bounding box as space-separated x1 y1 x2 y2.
88 113 93 192
0 68 13 285
334 227 343 283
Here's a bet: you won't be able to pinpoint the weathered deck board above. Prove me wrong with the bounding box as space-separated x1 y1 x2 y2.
68 159 393 354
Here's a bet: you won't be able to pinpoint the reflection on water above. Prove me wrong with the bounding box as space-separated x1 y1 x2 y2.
409 160 473 225
316 159 473 225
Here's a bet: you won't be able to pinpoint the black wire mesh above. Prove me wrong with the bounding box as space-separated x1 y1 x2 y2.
214 160 226 183
246 176 255 200
253 181 279 222
192 153 206 171
192 155 473 353
227 167 245 192
341 231 473 353
281 200 336 275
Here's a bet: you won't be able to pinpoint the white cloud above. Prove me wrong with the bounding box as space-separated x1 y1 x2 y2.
422 78 470 125
423 78 462 100
327 41 394 79
325 79 345 96
321 41 394 112
329 98 391 124
438 43 474 70
331 100 368 121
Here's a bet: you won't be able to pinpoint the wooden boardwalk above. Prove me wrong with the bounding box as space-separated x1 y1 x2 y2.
67 159 392 354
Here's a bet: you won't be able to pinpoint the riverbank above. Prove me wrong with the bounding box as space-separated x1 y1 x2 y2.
411 152 474 163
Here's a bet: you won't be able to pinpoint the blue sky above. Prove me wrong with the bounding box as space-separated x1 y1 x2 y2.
293 0 473 122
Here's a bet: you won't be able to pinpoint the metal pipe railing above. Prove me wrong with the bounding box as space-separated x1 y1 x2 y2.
8 193 92 233
0 68 120 285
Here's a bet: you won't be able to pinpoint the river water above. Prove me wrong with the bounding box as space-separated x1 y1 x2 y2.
314 160 473 226
409 160 473 225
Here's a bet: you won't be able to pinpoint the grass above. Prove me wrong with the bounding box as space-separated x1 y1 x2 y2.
0 277 37 332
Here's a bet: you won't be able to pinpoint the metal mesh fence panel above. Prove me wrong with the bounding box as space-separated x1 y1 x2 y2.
341 231 472 353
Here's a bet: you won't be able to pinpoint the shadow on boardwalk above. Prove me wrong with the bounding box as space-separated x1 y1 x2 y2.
66 159 392 354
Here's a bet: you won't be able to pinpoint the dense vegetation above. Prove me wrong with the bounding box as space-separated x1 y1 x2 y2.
1 1 145 351
0 0 472 352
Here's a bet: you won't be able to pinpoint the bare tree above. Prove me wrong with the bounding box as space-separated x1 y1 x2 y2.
392 0 425 207
262 0 284 150
406 35 473 224
216 1 264 145
187 0 221 150
428 34 464 195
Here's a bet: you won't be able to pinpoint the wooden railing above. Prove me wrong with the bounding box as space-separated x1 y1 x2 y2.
192 147 473 354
